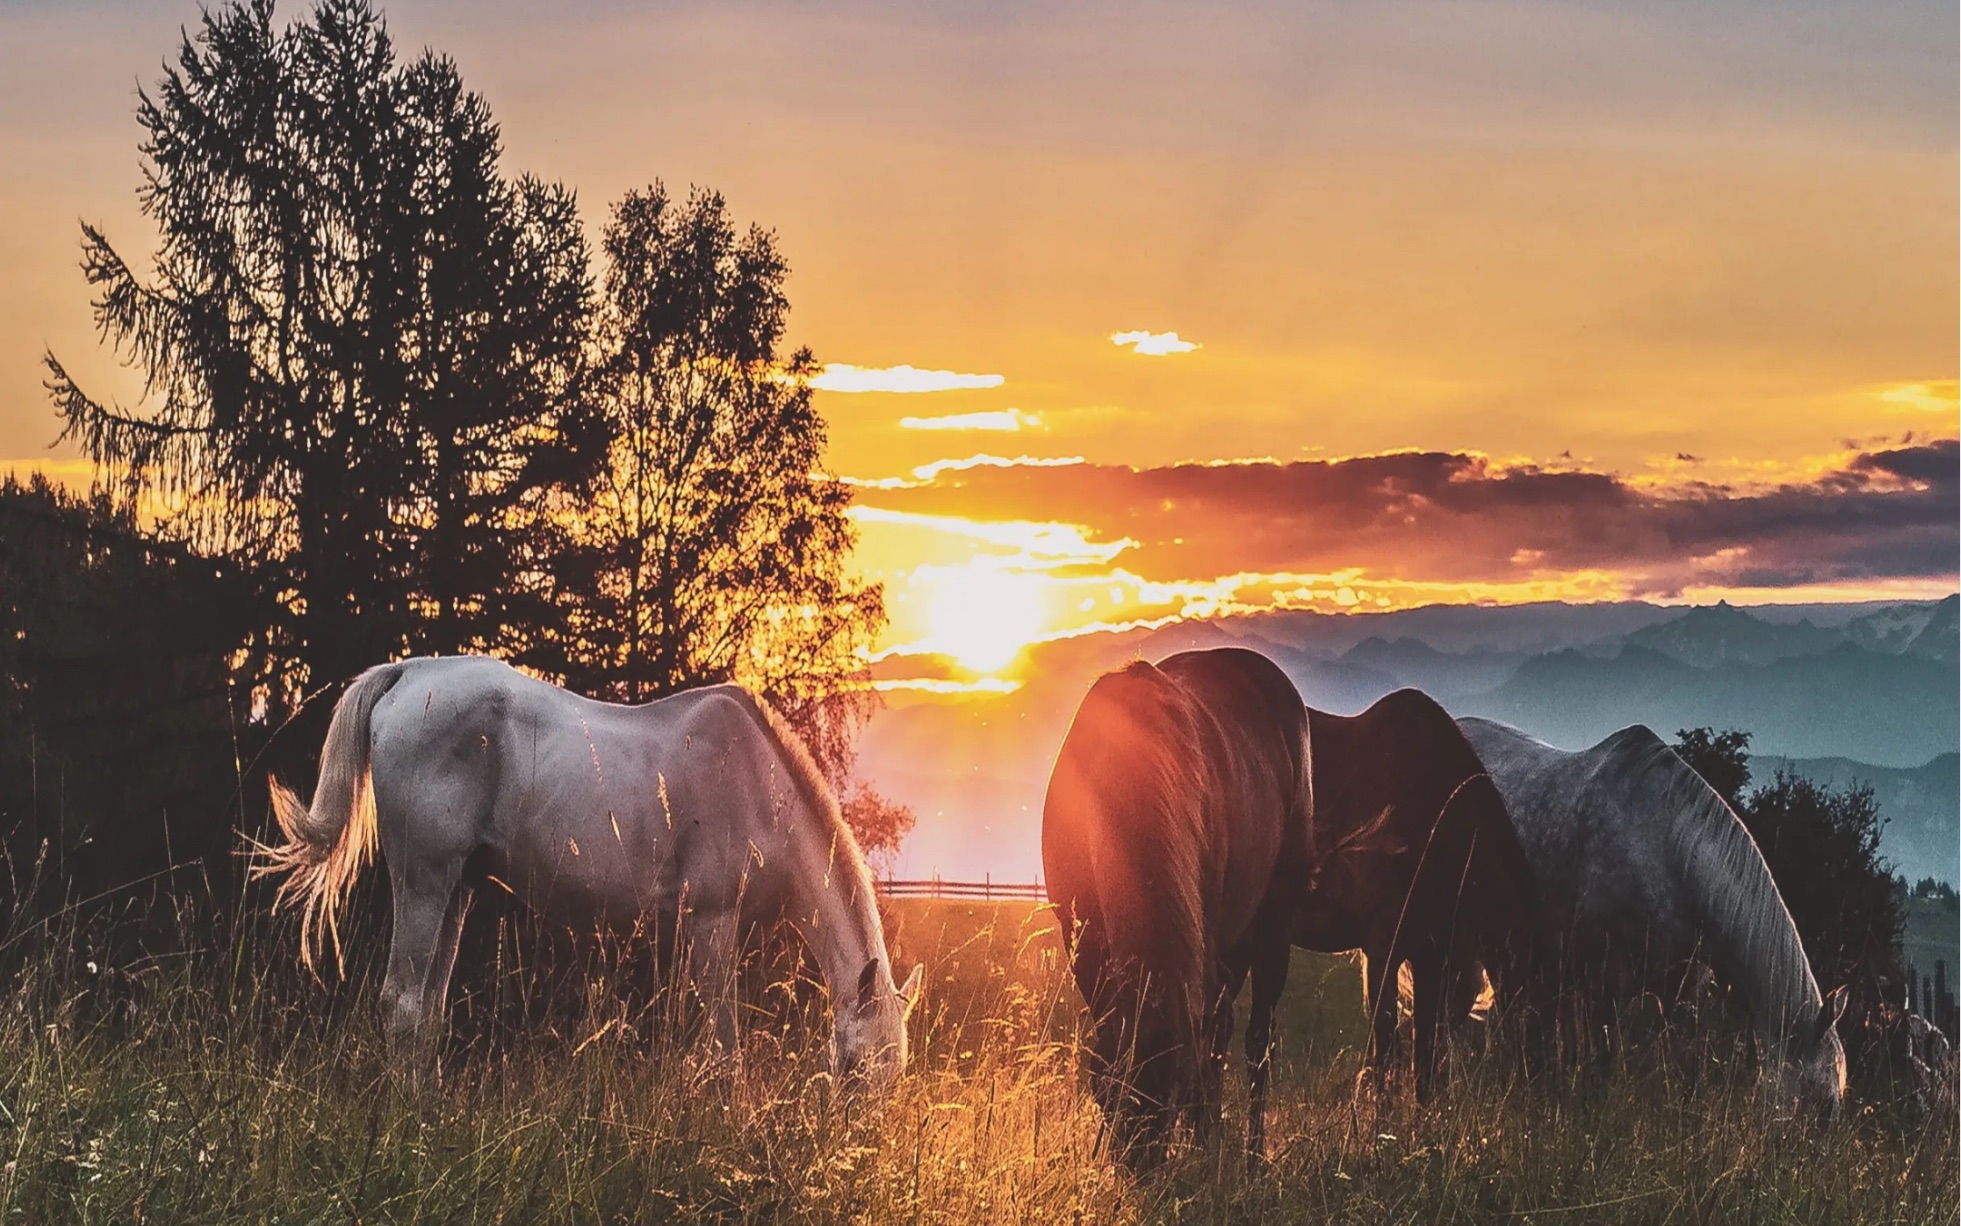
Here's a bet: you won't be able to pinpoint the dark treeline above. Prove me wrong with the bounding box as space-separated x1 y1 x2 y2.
5 0 906 948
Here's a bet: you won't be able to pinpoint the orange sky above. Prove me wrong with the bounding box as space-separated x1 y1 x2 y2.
2 1 1954 673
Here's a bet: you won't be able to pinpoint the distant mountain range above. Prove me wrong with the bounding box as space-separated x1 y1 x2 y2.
864 596 1959 883
1752 753 1959 888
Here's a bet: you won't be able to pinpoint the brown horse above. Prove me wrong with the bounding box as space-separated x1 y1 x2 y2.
1293 689 1542 1103
1042 648 1311 1168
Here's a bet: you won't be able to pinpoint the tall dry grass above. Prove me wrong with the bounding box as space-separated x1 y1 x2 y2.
0 893 1949 1223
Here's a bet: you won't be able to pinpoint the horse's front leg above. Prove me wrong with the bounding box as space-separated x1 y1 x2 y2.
1244 937 1290 1167
682 907 741 1055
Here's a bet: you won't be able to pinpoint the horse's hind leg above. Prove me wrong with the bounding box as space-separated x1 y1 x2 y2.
382 857 467 1081
1245 938 1290 1166
1365 946 1403 1097
1412 953 1447 1104
1197 958 1249 1150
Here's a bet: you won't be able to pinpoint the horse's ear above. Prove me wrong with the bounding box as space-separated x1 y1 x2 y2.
858 958 881 1011
898 963 924 1017
1817 984 1850 1039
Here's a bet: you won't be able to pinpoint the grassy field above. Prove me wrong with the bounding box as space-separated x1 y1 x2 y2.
0 896 1950 1223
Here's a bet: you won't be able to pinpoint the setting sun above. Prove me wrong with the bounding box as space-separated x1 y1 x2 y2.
919 562 1051 674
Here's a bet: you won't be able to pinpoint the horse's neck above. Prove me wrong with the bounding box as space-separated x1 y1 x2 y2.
778 810 884 1011
1657 764 1819 1047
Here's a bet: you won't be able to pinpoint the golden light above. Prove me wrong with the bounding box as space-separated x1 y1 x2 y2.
921 562 1050 675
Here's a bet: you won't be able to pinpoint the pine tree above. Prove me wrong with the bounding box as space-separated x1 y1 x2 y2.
46 0 601 709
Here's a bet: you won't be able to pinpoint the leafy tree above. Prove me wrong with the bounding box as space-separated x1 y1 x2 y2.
1910 877 1958 906
1672 726 1752 809
0 475 260 913
45 0 600 707
534 184 884 776
1675 727 1905 1034
839 785 917 874
1742 771 1904 1024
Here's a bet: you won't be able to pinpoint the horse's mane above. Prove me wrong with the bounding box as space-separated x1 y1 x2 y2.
1598 727 1823 1048
1057 661 1213 1075
727 688 883 931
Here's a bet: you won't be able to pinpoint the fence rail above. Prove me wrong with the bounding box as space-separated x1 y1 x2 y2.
877 877 1048 902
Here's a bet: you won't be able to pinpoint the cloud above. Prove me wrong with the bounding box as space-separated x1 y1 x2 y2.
1110 330 1199 356
1876 381 1960 414
809 363 1005 393
853 440 1959 597
899 409 1041 432
847 504 1131 566
907 453 1086 483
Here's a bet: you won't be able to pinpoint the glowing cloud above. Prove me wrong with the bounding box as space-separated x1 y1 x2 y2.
847 505 1132 565
908 454 1085 483
1110 330 1199 356
1876 380 1960 414
900 409 1040 432
810 364 1005 393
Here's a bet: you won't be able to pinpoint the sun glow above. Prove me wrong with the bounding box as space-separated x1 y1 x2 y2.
919 563 1050 674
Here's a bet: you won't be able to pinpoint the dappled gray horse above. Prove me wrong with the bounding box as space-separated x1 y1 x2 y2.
1459 717 1847 1116
252 656 919 1090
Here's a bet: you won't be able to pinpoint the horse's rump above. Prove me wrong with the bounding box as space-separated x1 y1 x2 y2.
1043 648 1311 1158
1044 661 1214 1093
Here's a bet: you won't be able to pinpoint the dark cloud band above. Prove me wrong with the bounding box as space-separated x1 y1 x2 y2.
860 441 1958 595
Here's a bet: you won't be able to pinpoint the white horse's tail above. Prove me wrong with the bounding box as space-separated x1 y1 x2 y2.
249 662 406 972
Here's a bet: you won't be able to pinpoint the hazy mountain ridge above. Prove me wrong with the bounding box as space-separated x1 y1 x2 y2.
1619 594 1958 670
1751 753 1959 888
1461 641 1953 766
1622 601 1843 668
867 596 1959 881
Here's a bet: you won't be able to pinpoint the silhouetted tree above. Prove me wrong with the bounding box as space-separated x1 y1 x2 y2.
1675 727 1905 1041
45 0 600 710
533 184 883 776
1672 726 1752 809
1743 770 1905 1018
1910 876 1957 905
0 475 261 918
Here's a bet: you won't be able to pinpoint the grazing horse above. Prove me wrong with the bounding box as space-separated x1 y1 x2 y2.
1042 648 1311 1168
251 656 921 1092
1290 690 1542 1104
1458 717 1848 1117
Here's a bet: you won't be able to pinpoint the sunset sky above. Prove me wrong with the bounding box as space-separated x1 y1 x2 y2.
2 0 1954 678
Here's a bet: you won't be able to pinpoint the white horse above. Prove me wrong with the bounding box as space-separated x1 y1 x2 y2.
1459 717 1847 1116
252 656 921 1091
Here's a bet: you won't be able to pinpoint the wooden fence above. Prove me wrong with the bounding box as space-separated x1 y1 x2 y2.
877 876 1048 902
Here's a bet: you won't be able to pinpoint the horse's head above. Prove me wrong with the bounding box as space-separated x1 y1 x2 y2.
835 957 923 1096
1767 984 1849 1123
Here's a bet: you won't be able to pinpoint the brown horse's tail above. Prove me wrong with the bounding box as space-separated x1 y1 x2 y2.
1048 662 1211 1135
247 662 405 973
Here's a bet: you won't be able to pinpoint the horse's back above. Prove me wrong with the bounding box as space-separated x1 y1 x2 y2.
1312 689 1487 839
1152 648 1310 838
1155 648 1306 752
366 657 794 926
1461 717 1695 967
